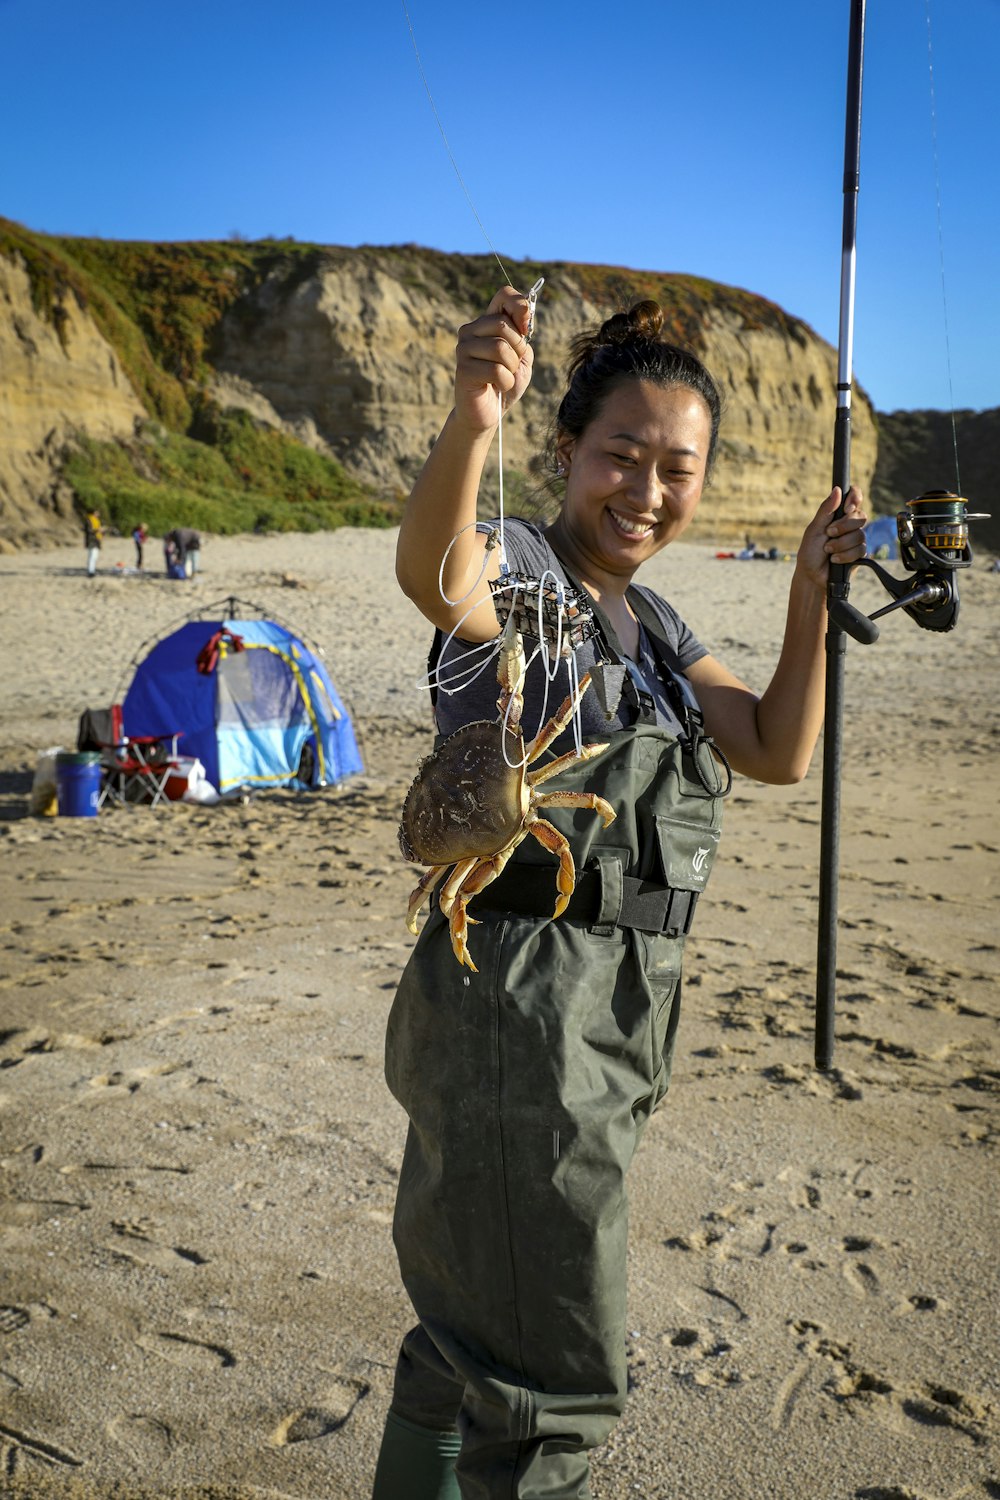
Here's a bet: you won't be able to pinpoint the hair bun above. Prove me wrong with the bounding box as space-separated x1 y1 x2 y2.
598 300 665 345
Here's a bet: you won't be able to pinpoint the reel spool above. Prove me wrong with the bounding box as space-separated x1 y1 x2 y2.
898 488 983 570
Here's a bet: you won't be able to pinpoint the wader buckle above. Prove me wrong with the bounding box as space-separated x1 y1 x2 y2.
589 851 699 938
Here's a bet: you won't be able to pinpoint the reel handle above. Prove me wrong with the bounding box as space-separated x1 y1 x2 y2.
835 556 960 637
828 596 880 644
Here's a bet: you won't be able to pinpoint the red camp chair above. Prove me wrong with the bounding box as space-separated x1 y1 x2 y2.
91 707 182 808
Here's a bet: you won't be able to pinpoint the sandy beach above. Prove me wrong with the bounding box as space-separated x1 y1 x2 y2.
0 527 997 1500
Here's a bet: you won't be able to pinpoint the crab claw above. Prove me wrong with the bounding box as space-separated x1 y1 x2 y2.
406 865 447 933
528 816 577 919
449 900 479 972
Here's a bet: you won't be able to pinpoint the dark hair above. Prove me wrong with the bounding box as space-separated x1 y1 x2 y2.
554 300 723 478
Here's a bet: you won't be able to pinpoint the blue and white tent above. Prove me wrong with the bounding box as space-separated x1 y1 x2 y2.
863 514 899 560
122 601 362 794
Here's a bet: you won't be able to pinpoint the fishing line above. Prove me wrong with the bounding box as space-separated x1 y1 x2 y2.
424 638 502 697
401 0 514 289
925 0 961 494
496 387 507 562
401 5 587 752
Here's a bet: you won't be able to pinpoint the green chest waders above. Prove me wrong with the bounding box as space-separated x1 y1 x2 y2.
376 707 729 1500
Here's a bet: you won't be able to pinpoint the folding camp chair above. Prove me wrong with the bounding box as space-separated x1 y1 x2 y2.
85 706 181 808
103 736 182 807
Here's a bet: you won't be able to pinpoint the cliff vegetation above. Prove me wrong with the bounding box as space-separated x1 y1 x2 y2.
1 217 878 549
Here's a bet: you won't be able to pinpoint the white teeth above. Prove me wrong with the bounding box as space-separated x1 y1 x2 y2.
609 509 652 537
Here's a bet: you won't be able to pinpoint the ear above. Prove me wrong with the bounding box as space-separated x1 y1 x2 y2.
555 435 574 473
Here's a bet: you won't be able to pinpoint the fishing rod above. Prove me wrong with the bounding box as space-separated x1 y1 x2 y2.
814 0 867 1072
815 0 989 1071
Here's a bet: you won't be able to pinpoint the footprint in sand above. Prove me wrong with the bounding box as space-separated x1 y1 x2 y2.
107 1221 209 1272
0 1420 84 1475
269 1376 369 1445
783 1319 992 1445
0 1307 30 1335
0 1197 88 1229
136 1331 235 1369
841 1235 883 1298
87 1060 191 1095
107 1411 174 1463
658 1324 742 1390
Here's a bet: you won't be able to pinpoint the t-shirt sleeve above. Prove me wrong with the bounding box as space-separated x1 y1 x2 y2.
476 517 552 580
634 585 709 670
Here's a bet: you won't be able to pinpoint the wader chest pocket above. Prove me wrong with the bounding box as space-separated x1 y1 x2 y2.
654 813 720 893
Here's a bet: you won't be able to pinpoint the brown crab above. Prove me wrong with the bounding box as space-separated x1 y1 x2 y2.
398 614 616 971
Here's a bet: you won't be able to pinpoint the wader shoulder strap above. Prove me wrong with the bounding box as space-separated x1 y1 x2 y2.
625 587 705 741
542 552 661 727
427 629 444 713
557 566 698 738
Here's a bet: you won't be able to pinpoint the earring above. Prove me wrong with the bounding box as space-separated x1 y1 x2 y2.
556 463 567 477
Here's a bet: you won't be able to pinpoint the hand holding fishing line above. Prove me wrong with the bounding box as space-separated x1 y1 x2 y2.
453 284 536 431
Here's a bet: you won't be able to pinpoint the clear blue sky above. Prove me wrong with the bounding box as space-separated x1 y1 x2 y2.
3 0 997 413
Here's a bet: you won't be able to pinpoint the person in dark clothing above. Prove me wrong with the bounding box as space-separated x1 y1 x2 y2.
373 286 867 1500
168 527 202 576
132 522 148 570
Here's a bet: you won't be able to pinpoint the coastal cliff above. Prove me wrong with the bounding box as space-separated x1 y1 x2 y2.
0 223 879 549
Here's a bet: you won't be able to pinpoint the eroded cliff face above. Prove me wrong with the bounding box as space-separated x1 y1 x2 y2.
0 254 144 549
0 239 876 547
210 256 876 543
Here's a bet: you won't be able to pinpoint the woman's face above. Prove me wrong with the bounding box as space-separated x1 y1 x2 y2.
555 379 712 578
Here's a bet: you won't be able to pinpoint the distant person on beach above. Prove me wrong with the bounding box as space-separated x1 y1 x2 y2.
373 286 867 1497
132 522 148 570
83 508 102 577
168 527 202 577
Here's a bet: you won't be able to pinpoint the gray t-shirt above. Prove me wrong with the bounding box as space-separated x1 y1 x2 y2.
432 519 708 746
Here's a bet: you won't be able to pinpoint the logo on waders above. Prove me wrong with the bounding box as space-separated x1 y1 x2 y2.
692 846 711 878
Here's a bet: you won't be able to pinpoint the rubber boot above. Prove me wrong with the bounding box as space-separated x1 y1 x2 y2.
371 1409 462 1500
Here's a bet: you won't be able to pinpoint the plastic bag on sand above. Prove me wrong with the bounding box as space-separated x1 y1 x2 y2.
165 756 220 805
31 747 64 817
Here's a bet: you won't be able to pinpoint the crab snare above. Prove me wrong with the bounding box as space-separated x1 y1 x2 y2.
398 612 615 972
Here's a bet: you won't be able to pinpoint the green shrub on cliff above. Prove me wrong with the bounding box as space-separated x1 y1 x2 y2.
64 410 397 537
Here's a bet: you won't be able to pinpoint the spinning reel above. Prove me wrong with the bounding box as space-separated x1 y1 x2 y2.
829 490 991 645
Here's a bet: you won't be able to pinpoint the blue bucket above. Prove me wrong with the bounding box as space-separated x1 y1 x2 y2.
56 751 102 818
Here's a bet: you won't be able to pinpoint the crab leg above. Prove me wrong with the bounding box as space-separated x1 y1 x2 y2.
527 741 608 789
406 864 448 933
527 817 577 919
447 848 515 972
525 671 594 764
495 613 527 732
438 856 480 919
534 790 616 828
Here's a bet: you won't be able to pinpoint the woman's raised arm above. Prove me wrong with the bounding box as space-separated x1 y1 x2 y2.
395 286 535 640
688 486 867 784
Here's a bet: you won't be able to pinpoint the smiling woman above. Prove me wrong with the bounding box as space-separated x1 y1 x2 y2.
374 284 868 1500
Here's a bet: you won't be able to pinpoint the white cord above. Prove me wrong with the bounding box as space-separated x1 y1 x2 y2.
422 638 501 697
496 387 506 564
568 649 583 758
436 521 496 608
